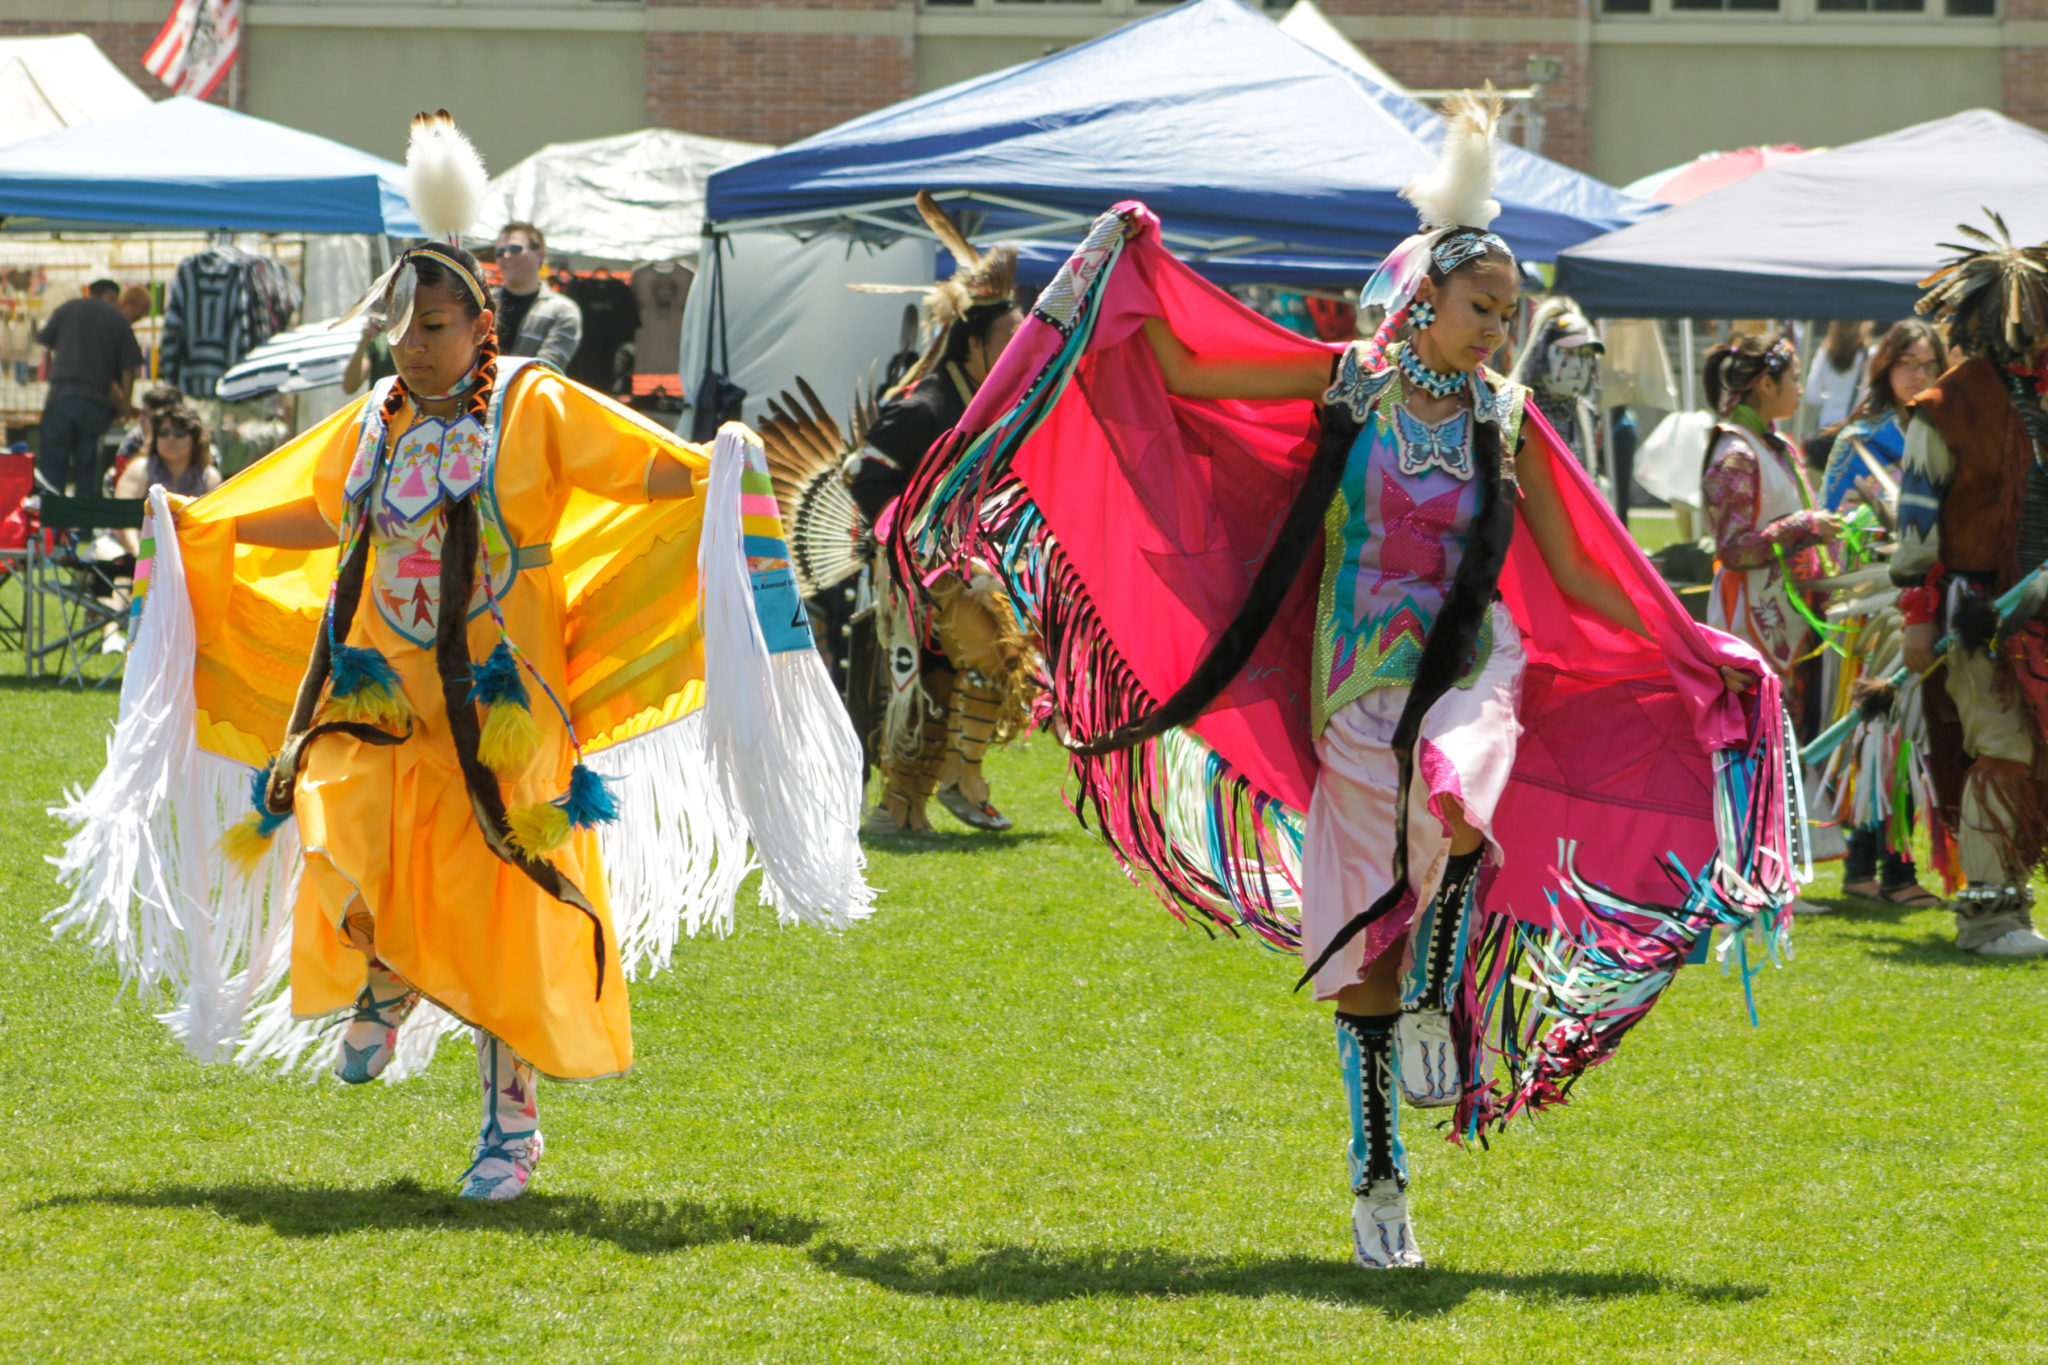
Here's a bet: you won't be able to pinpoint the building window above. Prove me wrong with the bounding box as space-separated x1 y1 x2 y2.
1816 0 1994 10
1601 0 1992 12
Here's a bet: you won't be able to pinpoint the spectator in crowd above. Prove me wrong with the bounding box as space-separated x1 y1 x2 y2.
113 404 219 547
36 278 144 496
1818 319 1946 515
115 385 187 467
103 404 222 654
1804 320 1869 443
492 222 581 371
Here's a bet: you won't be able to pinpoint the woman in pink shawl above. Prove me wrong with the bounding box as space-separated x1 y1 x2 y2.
894 94 1798 1272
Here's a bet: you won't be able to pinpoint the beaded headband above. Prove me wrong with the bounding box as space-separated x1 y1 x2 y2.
1432 229 1511 276
403 241 491 315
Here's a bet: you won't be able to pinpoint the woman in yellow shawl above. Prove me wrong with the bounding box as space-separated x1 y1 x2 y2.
54 113 873 1206
183 120 698 1201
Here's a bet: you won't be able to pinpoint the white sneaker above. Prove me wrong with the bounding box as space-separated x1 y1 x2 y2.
1790 898 1835 916
100 632 127 656
1974 928 2048 959
1395 1009 1459 1109
1352 1179 1425 1269
458 1130 544 1201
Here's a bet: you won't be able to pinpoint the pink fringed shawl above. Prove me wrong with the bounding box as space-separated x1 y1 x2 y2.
952 208 1783 938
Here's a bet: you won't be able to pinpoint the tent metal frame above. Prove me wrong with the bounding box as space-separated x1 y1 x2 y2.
712 188 1293 266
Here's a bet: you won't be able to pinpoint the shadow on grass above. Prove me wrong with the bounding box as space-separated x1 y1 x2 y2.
807 1240 1767 1316
0 671 120 694
1799 894 1920 926
859 829 1055 854
1858 933 2048 969
34 1179 822 1255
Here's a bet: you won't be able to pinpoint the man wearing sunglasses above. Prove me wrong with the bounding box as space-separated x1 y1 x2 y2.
493 222 583 373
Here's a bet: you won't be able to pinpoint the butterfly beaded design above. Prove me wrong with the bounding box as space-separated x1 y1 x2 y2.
1391 405 1474 481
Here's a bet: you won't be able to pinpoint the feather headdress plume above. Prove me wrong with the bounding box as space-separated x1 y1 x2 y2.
1916 209 2048 362
1358 85 1514 369
852 190 1019 396
406 109 488 245
1400 86 1505 234
335 111 491 344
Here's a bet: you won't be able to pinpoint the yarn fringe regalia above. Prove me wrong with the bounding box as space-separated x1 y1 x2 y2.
892 204 1800 1143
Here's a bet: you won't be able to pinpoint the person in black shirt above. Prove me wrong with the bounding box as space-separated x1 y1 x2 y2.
493 223 582 372
36 279 144 495
854 249 1028 837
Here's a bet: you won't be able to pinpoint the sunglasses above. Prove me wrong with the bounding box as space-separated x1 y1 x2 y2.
496 243 530 257
158 425 195 439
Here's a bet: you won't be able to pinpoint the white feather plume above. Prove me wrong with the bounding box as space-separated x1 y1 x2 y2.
1400 87 1504 232
405 109 487 244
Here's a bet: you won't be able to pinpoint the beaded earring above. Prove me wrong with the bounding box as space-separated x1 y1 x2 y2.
1410 299 1437 330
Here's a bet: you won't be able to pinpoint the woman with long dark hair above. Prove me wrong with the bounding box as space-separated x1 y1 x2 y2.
1819 319 1946 515
895 92 1795 1271
1810 320 1948 907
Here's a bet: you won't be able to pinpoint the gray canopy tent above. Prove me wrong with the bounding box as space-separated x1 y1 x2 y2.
1555 109 2048 319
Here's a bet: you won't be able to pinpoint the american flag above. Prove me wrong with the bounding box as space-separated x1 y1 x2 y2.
142 0 243 101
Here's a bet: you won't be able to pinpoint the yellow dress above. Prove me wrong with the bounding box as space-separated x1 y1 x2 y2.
243 368 702 1080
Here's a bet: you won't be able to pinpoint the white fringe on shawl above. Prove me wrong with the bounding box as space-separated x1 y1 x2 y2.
588 711 756 957
699 423 875 929
49 429 872 1078
44 488 305 1062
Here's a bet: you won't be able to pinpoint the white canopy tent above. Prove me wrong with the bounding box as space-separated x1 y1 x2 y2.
0 35 150 144
471 127 770 268
675 231 933 436
1276 0 1406 94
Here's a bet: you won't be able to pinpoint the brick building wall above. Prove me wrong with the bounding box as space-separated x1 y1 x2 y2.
1321 0 1592 170
2005 0 2048 135
644 0 915 147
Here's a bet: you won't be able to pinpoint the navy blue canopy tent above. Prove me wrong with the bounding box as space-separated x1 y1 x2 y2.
705 0 1648 286
1556 109 2048 319
0 96 419 236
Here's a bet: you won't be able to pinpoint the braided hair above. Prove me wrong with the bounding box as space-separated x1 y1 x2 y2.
1703 334 1794 417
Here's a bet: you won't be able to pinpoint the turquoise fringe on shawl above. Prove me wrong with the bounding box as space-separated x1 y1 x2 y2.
889 222 1798 1144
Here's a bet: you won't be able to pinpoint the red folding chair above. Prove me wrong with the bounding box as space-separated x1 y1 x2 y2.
0 449 33 658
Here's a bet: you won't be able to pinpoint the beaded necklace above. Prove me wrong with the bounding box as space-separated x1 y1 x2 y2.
1396 340 1466 400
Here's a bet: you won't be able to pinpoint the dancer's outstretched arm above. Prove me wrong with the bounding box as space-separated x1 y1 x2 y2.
232 498 335 549
1140 318 1331 401
1517 434 1755 694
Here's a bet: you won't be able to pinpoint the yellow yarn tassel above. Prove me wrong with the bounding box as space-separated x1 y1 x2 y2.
478 701 543 772
506 800 572 857
326 681 414 730
219 813 277 875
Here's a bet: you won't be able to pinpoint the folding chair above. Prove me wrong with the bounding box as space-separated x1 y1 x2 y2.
25 493 146 687
0 450 31 659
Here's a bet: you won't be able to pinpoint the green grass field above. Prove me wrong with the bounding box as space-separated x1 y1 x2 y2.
2 574 2045 1363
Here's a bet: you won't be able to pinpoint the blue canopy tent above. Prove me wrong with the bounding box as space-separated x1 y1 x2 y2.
704 0 1649 285
1555 109 2048 319
0 96 419 235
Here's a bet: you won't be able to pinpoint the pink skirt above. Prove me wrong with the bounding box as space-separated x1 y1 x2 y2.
1302 602 1526 1000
